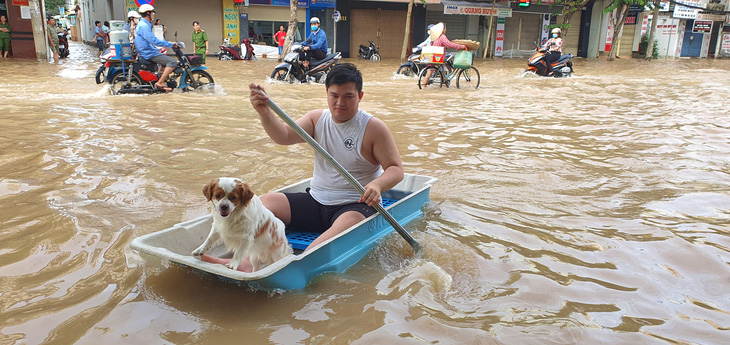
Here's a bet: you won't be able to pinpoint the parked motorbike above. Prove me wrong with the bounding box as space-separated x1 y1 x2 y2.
396 46 454 77
106 41 214 95
358 41 380 61
58 30 70 58
525 42 574 77
218 38 256 60
270 43 341 83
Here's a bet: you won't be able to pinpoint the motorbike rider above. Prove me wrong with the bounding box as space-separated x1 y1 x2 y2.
542 28 563 74
417 24 435 48
124 11 141 45
299 17 327 70
135 4 179 92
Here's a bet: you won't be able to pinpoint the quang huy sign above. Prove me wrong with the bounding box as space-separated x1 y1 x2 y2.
444 5 512 17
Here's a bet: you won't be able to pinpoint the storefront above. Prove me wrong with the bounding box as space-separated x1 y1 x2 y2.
436 0 574 58
242 0 309 45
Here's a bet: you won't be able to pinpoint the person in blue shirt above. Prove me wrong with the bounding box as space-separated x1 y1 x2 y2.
135 4 178 92
300 17 327 70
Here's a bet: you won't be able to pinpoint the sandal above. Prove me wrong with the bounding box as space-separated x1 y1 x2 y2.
155 83 173 92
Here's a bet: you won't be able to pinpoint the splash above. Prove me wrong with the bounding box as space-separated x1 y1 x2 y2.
376 259 453 295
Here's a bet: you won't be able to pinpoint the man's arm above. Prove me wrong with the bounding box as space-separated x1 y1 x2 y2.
248 84 318 145
360 118 404 206
47 28 54 46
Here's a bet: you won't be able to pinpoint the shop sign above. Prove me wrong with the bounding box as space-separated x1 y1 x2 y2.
696 13 724 22
444 5 512 17
12 0 30 5
672 0 700 19
721 33 730 55
126 0 137 14
692 20 712 33
309 0 336 9
223 1 239 39
271 0 308 7
495 17 504 57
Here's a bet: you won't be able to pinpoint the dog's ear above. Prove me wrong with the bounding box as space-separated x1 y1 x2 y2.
203 180 218 201
237 181 255 207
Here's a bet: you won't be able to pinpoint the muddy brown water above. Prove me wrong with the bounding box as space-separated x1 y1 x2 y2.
1 41 729 344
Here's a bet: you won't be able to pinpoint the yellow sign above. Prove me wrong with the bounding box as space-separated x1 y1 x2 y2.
126 0 137 14
222 0 239 40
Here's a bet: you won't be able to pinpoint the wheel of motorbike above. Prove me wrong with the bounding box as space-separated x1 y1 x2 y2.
109 71 143 95
456 67 481 90
396 64 414 77
183 70 215 92
370 54 381 61
95 66 106 85
219 53 234 60
271 67 295 83
418 66 444 89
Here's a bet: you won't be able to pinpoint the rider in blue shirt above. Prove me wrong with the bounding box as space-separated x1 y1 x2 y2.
300 17 327 69
135 4 178 92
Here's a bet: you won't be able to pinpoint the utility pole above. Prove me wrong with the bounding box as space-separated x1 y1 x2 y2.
645 0 660 60
401 0 415 62
483 0 496 59
29 0 48 61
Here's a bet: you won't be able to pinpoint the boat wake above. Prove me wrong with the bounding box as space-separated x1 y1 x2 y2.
376 259 453 295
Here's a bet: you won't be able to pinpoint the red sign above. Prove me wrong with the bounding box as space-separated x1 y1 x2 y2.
12 0 30 5
135 0 154 6
692 20 712 33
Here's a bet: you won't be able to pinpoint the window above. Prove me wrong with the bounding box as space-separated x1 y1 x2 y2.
249 21 305 46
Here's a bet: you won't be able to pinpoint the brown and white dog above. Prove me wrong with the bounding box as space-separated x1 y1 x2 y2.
192 178 292 271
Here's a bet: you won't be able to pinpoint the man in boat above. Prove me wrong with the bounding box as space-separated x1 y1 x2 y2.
203 63 404 271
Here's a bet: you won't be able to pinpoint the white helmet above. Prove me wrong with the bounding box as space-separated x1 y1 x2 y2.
139 4 155 14
551 28 561 35
127 10 141 18
310 17 320 24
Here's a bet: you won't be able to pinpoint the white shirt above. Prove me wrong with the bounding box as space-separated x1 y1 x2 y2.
309 109 382 205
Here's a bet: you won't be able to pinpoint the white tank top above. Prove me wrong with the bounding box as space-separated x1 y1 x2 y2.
310 109 382 205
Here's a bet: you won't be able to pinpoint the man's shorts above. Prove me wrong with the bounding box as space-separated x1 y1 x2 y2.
278 45 283 55
96 39 104 52
50 41 60 53
284 191 377 233
149 54 178 68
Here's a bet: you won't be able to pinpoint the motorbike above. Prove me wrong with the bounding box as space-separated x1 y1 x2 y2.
217 38 256 60
358 41 380 61
58 30 70 58
525 42 574 78
270 43 341 83
396 46 454 77
105 41 214 95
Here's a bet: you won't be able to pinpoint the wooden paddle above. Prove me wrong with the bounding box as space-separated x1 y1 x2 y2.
256 87 424 255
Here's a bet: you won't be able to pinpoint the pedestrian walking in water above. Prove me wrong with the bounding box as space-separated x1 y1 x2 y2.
192 21 208 64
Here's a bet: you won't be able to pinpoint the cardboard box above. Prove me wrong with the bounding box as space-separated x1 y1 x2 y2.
420 46 445 64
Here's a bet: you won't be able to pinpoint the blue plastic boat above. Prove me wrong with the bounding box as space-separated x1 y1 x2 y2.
130 173 437 290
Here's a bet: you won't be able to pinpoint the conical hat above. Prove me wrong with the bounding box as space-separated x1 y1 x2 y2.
429 23 444 42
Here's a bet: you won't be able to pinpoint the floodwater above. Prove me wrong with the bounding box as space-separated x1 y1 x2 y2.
1 41 729 345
